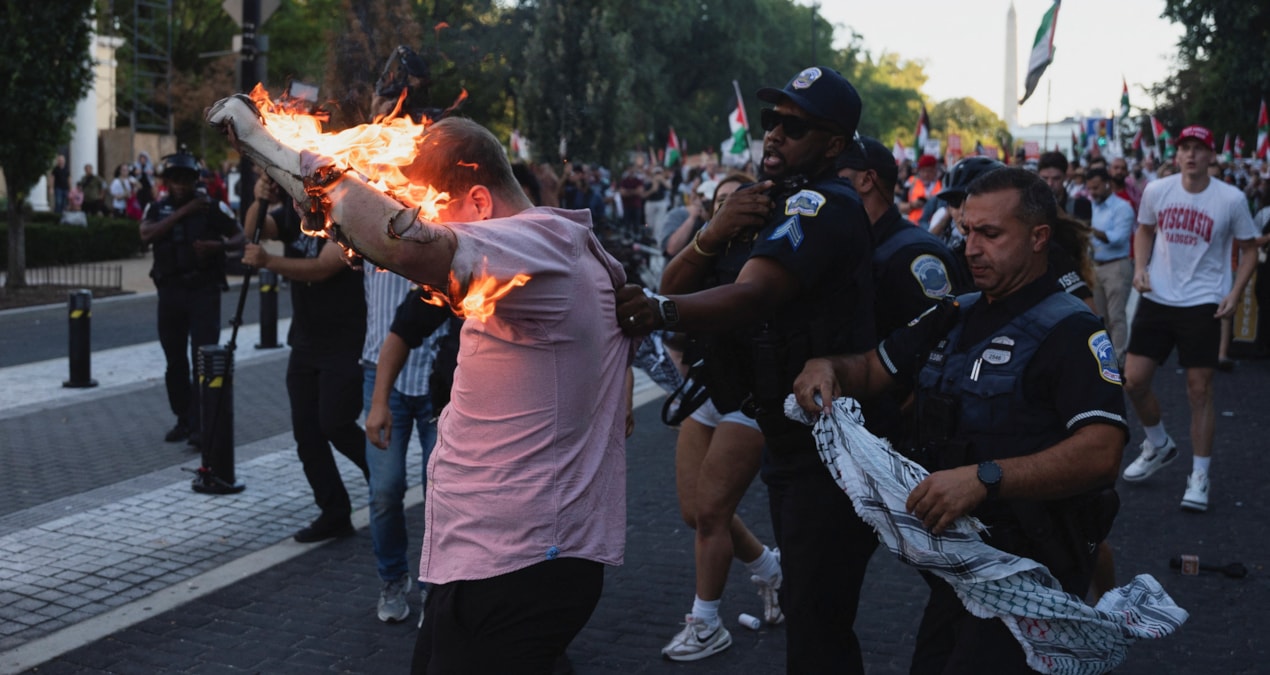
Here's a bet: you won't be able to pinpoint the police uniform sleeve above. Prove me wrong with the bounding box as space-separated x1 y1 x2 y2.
875 298 959 388
749 186 871 290
879 244 953 333
1028 313 1129 436
389 287 453 350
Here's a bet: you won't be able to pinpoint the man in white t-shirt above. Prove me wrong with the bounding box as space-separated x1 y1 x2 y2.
1120 125 1258 512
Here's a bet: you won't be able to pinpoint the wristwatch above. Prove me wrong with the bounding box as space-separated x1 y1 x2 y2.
977 460 1003 501
651 294 679 329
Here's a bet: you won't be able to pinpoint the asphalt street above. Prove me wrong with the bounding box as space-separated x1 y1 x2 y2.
0 287 1266 674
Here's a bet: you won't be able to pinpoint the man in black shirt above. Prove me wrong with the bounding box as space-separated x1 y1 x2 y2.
793 169 1126 674
242 176 369 543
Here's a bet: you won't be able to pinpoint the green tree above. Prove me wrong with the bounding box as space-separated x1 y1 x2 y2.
1151 1 1270 144
519 0 635 167
0 0 95 288
852 50 928 147
929 97 1011 157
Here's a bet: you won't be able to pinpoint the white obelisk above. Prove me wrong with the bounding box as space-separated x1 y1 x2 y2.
1004 2 1019 132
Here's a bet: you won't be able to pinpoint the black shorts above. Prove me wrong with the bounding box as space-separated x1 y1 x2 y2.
1127 298 1220 368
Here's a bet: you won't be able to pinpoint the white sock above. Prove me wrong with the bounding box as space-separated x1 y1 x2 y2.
691 596 720 624
1193 456 1211 476
746 546 781 582
1143 423 1169 449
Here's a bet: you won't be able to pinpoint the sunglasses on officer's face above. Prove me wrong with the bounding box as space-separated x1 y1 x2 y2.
760 108 838 140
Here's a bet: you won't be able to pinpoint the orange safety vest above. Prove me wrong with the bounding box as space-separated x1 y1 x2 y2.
907 179 942 223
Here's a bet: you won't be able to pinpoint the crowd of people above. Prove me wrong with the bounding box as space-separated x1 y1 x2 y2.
47 150 232 225
136 60 1270 674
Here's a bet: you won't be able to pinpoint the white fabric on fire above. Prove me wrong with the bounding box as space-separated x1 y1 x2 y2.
784 395 1188 675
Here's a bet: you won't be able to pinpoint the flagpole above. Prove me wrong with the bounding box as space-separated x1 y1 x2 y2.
733 79 755 171
1043 80 1051 149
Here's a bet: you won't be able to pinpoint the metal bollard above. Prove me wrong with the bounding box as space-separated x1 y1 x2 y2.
63 289 98 388
191 344 245 494
256 269 282 349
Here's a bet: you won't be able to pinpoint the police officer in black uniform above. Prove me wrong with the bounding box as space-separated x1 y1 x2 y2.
793 168 1127 674
140 151 244 444
242 176 369 543
619 66 878 674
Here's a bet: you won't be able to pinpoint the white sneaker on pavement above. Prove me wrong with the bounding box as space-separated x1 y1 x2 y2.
377 573 412 623
1122 436 1178 482
1181 471 1209 512
661 614 732 662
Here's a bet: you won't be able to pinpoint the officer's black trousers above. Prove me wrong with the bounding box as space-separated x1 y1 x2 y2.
763 440 878 675
286 345 368 521
156 284 221 430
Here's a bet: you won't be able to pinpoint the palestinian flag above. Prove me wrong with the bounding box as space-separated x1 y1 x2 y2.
915 104 931 154
1257 99 1269 160
665 127 682 167
1222 133 1232 162
1236 135 1245 159
728 82 749 156
1132 128 1143 151
1120 78 1130 119
1020 1 1060 105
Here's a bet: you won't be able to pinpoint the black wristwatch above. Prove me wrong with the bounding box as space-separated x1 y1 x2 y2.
977 460 1002 501
652 294 679 329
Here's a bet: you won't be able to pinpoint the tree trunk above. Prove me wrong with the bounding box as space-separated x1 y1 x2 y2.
6 198 26 289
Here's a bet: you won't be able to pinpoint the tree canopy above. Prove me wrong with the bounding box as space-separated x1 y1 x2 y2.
0 0 95 287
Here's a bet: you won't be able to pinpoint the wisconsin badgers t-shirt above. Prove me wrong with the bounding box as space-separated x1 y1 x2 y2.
1137 174 1256 307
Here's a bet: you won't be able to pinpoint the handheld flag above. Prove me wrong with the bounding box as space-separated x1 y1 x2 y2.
1236 135 1245 159
1020 1 1060 105
665 127 682 167
1257 99 1269 160
1221 133 1232 162
1120 78 1130 119
915 104 931 154
728 82 749 155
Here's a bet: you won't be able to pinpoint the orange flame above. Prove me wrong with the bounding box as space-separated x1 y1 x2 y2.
247 84 447 221
244 85 527 321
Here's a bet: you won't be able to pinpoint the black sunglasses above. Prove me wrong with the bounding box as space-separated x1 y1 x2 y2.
760 108 838 140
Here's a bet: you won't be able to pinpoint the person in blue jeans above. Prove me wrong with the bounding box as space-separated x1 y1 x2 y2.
361 267 453 624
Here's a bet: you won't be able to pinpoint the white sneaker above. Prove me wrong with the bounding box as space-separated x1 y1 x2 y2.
750 548 784 625
1122 436 1178 482
661 615 732 662
377 573 412 623
1181 472 1209 512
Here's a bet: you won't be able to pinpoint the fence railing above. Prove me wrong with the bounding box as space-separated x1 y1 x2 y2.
10 264 124 290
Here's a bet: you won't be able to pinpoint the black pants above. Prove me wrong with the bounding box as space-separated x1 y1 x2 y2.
762 440 878 675
156 283 222 430
286 346 368 521
412 558 603 674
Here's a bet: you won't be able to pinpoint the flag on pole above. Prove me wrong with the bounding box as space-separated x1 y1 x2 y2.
1019 1 1060 105
892 139 906 163
1236 135 1245 159
1221 133 1232 162
1257 99 1269 159
1150 117 1169 146
665 127 682 167
915 104 931 154
1119 78 1130 120
728 83 749 155
1131 128 1143 151
1079 124 1088 152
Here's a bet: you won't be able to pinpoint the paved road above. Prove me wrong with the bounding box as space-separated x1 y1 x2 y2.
1 289 1267 673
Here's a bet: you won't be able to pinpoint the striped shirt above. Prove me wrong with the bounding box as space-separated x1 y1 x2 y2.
361 264 448 397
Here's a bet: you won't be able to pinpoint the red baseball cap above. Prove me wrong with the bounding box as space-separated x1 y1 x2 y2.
1177 125 1215 150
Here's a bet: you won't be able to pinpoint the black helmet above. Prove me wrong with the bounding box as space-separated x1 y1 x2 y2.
160 151 200 178
937 157 1005 204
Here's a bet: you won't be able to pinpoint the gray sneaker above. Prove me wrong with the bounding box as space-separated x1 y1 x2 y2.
378 573 412 623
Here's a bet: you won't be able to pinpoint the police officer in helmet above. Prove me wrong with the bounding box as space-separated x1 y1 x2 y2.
793 168 1127 674
140 150 244 445
619 66 878 673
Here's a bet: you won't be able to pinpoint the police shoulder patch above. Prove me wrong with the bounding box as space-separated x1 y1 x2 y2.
910 254 952 299
1088 330 1122 385
784 190 826 217
767 215 805 250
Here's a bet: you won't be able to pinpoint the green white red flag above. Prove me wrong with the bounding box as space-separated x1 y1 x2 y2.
1020 1 1060 105
1120 78 1130 119
728 81 749 156
665 127 682 167
1257 99 1269 159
